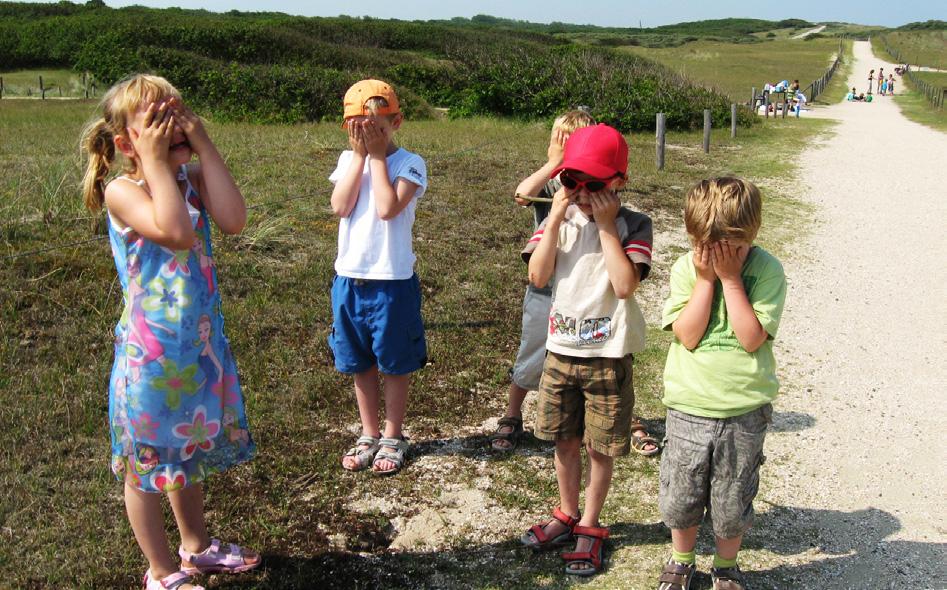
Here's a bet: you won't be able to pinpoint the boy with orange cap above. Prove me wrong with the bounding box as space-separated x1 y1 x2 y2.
519 124 653 576
329 79 428 476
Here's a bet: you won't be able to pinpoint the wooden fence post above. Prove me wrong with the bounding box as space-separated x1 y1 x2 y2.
731 103 737 138
656 113 666 171
764 93 770 118
40 75 45 100
703 109 711 153
782 94 788 118
83 72 88 99
751 86 756 111
0 77 3 100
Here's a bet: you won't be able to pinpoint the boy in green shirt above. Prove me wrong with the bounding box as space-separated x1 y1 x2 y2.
655 177 787 590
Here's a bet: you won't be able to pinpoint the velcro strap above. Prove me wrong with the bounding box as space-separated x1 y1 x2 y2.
572 525 608 539
552 507 578 528
162 572 194 589
529 524 549 543
659 572 687 585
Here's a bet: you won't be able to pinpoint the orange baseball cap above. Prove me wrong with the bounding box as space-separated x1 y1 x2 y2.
342 79 400 127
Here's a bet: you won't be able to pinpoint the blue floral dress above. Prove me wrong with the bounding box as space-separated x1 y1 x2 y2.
107 166 255 493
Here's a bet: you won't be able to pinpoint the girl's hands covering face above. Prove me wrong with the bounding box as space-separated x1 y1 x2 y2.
128 101 174 165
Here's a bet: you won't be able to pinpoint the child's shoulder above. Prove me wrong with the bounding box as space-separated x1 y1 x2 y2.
746 246 785 280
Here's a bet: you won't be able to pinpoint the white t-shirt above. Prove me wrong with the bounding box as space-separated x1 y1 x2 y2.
522 205 653 358
329 148 427 280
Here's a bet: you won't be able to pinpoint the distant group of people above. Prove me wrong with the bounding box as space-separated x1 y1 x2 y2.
867 67 896 96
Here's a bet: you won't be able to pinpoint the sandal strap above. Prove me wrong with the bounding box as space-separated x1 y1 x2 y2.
562 537 605 568
378 436 409 451
154 571 195 590
355 435 380 446
497 416 523 428
572 524 609 539
552 507 580 528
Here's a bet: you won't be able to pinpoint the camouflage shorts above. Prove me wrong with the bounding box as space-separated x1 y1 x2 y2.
658 404 771 539
534 351 635 457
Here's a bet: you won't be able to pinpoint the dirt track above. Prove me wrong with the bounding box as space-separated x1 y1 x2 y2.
762 40 947 588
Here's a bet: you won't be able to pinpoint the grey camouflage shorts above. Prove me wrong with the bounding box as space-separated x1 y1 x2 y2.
658 404 771 539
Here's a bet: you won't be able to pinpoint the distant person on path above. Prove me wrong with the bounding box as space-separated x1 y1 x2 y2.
80 74 259 590
888 74 896 95
654 178 787 590
877 67 884 94
330 79 428 476
881 76 888 96
789 79 800 94
868 69 874 95
488 110 659 456
519 124 653 577
846 87 857 101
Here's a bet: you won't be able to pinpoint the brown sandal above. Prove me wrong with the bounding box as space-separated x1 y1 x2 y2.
489 416 523 451
657 558 697 590
631 419 661 456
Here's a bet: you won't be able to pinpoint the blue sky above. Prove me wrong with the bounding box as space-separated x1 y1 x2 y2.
29 0 946 27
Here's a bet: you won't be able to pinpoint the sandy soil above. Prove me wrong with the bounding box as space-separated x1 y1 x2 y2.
792 25 827 40
763 40 947 587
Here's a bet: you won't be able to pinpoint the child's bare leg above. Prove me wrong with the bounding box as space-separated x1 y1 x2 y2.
553 437 583 522
493 382 529 450
714 533 743 561
579 444 613 526
342 366 381 470
569 444 614 572
374 372 409 472
671 526 699 554
505 383 528 419
124 481 182 582
170 483 260 569
167 483 210 554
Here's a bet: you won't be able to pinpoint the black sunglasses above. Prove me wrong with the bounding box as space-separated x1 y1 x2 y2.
559 172 614 193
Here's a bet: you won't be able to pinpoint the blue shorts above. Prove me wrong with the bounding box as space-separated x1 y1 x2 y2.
329 274 427 375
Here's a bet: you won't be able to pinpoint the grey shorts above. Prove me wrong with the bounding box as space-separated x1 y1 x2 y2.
658 404 771 539
510 284 552 391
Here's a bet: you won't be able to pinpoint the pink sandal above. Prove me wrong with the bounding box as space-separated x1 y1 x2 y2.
144 570 204 590
179 538 261 575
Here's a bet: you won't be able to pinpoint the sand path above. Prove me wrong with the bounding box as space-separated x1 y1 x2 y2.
763 40 946 587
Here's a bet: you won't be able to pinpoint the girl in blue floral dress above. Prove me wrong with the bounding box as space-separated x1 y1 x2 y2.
81 74 259 590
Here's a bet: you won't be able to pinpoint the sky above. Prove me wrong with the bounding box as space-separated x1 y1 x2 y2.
24 0 947 27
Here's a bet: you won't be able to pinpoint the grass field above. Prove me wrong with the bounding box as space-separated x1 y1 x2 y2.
869 40 947 133
1 98 828 588
0 68 93 98
894 71 947 133
619 38 846 102
875 30 947 69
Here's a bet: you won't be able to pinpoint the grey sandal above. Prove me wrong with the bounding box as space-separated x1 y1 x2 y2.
372 436 409 475
342 435 380 471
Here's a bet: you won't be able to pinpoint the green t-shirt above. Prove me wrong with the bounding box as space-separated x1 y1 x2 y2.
661 246 787 418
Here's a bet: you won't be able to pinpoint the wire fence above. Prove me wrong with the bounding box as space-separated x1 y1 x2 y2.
801 38 845 103
880 37 946 110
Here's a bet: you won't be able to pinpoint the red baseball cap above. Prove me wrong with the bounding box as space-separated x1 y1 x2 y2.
551 123 628 180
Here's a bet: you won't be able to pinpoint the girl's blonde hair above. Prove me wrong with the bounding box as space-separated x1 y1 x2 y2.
553 110 596 135
79 74 181 212
684 177 762 245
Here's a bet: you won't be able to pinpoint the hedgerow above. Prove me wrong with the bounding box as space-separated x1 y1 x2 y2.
0 3 753 130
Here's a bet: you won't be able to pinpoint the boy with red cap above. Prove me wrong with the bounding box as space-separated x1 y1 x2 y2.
519 124 653 576
329 79 428 476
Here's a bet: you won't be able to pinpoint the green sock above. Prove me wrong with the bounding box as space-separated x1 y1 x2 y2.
713 554 738 569
672 549 696 565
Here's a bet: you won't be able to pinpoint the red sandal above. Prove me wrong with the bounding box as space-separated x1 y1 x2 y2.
520 507 579 550
561 524 609 576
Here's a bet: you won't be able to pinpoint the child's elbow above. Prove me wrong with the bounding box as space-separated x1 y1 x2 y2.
218 213 247 235
528 270 548 289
